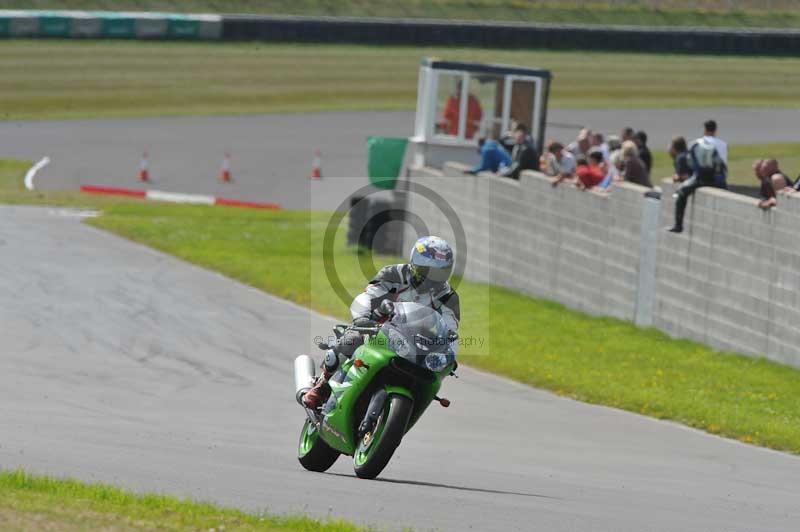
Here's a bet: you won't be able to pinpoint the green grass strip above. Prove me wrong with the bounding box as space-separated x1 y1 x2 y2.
3 40 800 121
0 469 366 531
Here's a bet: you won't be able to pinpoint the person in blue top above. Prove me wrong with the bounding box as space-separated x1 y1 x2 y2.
465 137 511 175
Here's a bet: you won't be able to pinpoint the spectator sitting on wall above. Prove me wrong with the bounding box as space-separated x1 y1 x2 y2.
620 140 652 188
541 140 577 186
669 136 692 182
465 136 511 175
634 130 653 175
755 158 795 209
567 128 592 159
441 80 483 139
501 123 539 180
701 119 728 188
575 150 608 190
668 128 727 233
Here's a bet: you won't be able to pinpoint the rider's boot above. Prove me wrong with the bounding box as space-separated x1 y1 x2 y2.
302 367 333 409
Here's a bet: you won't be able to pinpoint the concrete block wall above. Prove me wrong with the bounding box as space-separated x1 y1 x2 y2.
405 164 800 368
658 182 800 366
406 163 651 322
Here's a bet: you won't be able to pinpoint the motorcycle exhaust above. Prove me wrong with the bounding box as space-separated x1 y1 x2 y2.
294 355 316 405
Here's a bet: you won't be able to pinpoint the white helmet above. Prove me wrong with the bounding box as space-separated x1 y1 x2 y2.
409 236 454 288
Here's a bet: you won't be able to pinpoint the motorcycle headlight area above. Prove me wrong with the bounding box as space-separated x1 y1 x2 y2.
386 328 411 358
424 353 449 372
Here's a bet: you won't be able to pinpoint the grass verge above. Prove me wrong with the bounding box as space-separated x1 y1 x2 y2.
3 159 797 454
3 40 800 120
0 470 365 531
4 0 800 29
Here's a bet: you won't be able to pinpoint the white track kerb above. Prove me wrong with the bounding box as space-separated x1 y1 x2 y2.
24 156 50 190
146 190 215 205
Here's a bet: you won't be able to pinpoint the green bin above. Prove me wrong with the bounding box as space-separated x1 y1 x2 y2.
367 136 407 190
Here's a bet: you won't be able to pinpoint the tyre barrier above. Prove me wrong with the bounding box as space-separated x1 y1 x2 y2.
0 10 222 40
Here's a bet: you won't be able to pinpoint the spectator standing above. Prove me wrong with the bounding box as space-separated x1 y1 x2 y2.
634 130 653 175
590 132 610 161
701 119 728 187
541 140 577 186
620 140 652 188
466 137 511 175
501 123 539 180
567 128 592 159
604 135 623 187
441 80 483 139
669 136 692 182
668 127 727 233
621 126 635 143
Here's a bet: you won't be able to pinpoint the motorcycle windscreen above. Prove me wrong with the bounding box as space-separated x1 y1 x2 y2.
382 302 457 367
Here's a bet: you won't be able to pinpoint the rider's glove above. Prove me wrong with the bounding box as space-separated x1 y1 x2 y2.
371 299 395 322
353 316 377 328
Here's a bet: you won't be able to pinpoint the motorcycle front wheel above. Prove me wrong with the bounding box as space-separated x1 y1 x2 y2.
353 394 412 479
298 419 340 472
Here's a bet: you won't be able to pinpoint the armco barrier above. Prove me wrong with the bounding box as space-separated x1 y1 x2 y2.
2 10 800 55
404 165 800 368
0 10 222 40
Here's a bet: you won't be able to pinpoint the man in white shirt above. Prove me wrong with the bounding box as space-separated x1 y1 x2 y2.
668 120 728 233
702 119 728 182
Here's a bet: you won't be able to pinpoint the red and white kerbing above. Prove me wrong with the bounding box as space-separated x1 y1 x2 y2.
80 185 281 210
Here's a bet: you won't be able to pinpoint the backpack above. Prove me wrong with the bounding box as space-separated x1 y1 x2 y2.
689 138 723 181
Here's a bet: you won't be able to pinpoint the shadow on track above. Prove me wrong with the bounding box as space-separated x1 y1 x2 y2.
324 472 561 499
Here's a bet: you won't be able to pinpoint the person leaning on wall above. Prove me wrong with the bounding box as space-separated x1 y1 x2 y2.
464 135 511 175
500 123 539 180
754 158 795 210
541 140 577 187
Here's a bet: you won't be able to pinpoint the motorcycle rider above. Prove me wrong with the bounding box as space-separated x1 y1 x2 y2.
302 235 460 409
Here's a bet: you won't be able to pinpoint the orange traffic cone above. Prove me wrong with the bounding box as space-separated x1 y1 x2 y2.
138 152 149 182
311 149 322 180
219 153 232 182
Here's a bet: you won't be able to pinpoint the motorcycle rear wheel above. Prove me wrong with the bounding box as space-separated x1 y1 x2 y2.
298 419 340 472
353 394 412 479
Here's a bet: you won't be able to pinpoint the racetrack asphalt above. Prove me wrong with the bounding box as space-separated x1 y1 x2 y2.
1 107 798 209
1 205 799 532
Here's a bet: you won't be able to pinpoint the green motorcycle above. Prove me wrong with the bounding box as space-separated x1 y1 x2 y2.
294 302 457 479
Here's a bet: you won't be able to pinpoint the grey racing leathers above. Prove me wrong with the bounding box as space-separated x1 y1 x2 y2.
323 263 461 372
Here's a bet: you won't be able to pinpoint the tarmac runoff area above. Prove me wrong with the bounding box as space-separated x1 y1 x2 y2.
1 107 799 209
1 205 799 532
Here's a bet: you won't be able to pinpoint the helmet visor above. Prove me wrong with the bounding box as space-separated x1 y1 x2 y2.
412 264 452 285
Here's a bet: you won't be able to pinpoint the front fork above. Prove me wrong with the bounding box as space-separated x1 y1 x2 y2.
357 389 388 440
